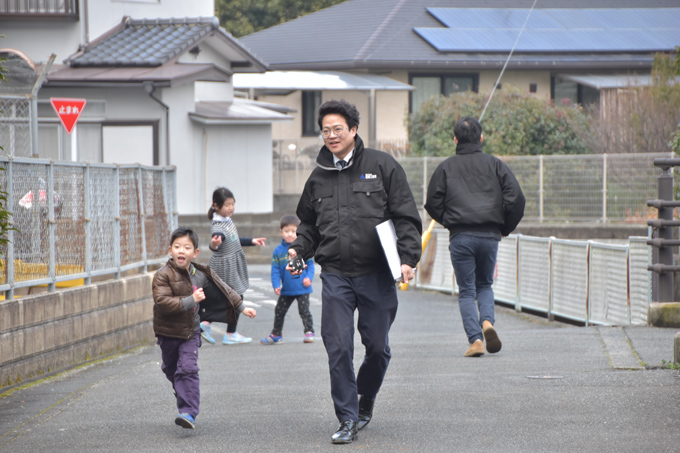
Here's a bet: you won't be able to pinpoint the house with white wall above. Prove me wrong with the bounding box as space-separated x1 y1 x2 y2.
0 0 291 215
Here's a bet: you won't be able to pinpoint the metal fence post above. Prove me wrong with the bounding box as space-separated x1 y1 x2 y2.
422 156 428 219
30 96 38 158
547 237 554 321
5 159 14 300
602 153 608 223
539 155 544 223
47 161 56 292
646 158 680 302
162 168 169 238
115 165 121 279
655 166 674 302
83 163 92 285
138 166 147 273
586 240 592 326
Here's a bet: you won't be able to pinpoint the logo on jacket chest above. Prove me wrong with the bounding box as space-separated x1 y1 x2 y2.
360 173 378 180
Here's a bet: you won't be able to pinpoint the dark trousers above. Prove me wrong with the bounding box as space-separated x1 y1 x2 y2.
272 293 314 336
157 330 202 417
227 294 244 334
320 270 398 423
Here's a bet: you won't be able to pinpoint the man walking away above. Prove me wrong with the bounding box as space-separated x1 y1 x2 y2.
425 116 525 357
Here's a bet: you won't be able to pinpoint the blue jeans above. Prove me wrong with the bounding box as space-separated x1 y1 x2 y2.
449 234 499 344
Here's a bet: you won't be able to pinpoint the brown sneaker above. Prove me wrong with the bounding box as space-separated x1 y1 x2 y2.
482 321 502 354
464 339 485 357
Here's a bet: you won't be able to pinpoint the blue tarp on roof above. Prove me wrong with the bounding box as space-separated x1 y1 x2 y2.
415 8 680 53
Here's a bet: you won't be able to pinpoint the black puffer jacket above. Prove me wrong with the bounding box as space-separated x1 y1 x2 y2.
425 142 525 236
152 259 242 340
292 135 422 277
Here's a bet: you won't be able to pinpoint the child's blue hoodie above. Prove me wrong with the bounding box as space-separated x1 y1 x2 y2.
271 239 314 296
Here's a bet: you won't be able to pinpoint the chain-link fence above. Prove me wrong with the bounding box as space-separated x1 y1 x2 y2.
0 97 33 158
273 150 672 223
0 157 177 298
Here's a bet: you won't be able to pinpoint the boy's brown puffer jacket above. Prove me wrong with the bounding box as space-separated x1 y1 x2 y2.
152 259 242 340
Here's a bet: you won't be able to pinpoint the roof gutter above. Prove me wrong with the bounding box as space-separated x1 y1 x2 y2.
144 82 171 165
44 81 173 88
188 114 294 125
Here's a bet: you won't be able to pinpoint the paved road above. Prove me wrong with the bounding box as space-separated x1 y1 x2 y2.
1 266 678 452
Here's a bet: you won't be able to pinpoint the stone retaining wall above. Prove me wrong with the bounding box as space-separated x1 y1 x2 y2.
0 273 155 388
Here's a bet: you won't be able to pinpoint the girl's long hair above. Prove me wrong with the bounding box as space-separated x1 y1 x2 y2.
207 187 235 220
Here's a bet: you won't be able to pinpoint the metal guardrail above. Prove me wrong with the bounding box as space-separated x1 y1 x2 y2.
415 230 652 326
0 156 177 299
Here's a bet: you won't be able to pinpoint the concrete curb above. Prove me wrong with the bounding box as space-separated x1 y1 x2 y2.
675 332 680 364
598 327 644 370
647 302 680 327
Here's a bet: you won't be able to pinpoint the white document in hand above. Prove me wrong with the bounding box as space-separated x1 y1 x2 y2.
375 219 402 282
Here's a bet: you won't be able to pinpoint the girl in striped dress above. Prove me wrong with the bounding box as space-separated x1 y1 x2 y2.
201 187 266 345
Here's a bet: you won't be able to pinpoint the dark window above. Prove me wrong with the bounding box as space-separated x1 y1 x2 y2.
302 91 321 136
409 74 478 112
0 0 79 18
551 76 600 107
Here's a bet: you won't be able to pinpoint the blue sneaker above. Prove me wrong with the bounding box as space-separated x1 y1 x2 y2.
200 322 215 344
223 332 252 344
260 334 283 345
175 413 196 429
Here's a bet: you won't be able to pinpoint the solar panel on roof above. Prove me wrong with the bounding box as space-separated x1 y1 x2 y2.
417 8 680 53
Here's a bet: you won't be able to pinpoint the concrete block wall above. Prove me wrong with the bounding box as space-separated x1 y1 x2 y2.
0 273 155 388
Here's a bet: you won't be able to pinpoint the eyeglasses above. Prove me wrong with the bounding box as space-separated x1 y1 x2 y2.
321 126 347 138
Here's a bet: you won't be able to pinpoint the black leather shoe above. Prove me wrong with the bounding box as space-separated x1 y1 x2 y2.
331 420 358 444
357 396 374 431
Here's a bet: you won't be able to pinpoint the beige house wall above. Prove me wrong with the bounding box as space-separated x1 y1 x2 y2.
478 70 552 99
258 69 553 151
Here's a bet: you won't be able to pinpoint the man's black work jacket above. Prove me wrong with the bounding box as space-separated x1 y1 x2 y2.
292 135 422 277
424 142 525 237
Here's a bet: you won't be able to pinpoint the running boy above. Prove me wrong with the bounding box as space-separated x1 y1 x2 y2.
261 215 315 344
152 227 256 429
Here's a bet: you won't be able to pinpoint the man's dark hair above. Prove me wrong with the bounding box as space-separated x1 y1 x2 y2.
317 100 360 130
454 116 483 144
280 214 300 230
170 227 199 249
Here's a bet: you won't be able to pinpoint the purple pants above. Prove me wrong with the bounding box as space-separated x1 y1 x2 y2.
157 330 202 417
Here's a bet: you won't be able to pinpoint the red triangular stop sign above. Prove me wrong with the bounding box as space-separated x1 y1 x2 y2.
50 98 86 134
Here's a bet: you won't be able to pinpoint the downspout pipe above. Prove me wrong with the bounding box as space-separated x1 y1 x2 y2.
82 0 90 45
144 81 170 165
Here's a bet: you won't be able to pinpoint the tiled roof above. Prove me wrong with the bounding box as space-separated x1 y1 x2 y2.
240 0 680 71
69 17 218 68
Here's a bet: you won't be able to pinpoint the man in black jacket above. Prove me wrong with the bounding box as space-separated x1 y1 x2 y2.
425 116 525 358
288 100 422 444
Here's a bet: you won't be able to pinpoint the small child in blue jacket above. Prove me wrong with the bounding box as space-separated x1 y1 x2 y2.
261 214 315 344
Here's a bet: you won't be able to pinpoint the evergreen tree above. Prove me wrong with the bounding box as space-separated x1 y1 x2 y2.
216 0 346 37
